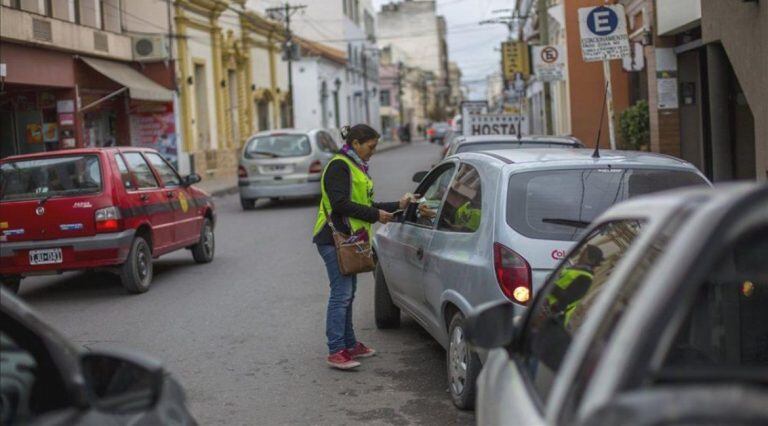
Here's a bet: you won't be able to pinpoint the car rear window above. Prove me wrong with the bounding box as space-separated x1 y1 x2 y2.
506 168 708 241
244 134 311 158
0 155 102 201
457 141 578 153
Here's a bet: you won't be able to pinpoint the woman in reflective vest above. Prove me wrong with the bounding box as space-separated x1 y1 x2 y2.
312 124 416 370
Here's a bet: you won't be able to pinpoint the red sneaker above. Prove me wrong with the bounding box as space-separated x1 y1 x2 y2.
327 349 360 370
347 342 376 359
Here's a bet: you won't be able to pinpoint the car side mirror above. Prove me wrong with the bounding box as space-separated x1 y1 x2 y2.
183 173 202 186
412 171 428 183
80 350 164 414
464 300 519 350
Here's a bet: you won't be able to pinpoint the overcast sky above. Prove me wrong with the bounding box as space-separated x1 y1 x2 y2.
372 0 513 100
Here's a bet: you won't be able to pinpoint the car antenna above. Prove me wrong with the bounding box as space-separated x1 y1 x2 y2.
592 81 609 159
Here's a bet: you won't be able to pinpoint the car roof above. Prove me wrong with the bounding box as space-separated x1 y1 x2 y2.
0 147 158 162
457 135 582 145
597 182 760 222
456 148 697 170
247 128 318 138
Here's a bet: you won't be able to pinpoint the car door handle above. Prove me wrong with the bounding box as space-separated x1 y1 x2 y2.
416 247 424 260
166 191 175 198
139 194 149 202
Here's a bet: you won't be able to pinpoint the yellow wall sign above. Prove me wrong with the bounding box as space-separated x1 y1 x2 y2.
502 41 530 80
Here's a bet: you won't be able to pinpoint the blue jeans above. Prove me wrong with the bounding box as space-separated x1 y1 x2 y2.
317 244 357 354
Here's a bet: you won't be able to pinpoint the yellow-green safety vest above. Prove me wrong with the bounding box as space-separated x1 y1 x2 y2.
546 267 594 326
313 154 374 238
454 201 481 232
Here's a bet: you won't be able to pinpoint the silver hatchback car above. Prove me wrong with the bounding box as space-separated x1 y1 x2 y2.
373 148 710 409
238 129 339 210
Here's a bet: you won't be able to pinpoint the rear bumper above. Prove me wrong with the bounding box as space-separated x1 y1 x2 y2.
239 180 321 199
0 229 135 275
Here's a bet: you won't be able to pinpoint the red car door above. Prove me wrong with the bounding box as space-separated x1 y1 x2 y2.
119 152 175 254
143 152 200 248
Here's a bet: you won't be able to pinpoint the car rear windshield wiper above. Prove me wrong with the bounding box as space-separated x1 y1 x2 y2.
247 151 280 158
542 218 591 228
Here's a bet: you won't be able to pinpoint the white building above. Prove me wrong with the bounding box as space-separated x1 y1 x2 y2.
291 38 348 130
248 0 380 131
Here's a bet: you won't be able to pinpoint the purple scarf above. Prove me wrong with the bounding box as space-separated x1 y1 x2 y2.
340 144 369 174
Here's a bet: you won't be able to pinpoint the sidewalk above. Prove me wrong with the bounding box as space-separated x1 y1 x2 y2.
197 139 411 197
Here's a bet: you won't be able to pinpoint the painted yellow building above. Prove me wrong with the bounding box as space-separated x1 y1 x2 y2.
174 0 291 178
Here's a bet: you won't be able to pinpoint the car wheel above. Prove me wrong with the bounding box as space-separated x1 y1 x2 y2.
120 236 153 294
240 197 256 210
0 276 21 294
448 312 481 410
374 264 400 329
191 218 215 263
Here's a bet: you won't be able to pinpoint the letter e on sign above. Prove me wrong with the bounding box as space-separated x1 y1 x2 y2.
587 7 618 36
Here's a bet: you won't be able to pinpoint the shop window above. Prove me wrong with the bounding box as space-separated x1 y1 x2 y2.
227 70 240 145
193 63 211 150
380 90 390 107
257 100 270 131
280 102 291 128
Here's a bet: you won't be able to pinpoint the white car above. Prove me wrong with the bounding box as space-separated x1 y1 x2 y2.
467 183 768 425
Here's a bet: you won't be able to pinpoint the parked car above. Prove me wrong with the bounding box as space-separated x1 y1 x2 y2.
443 135 584 159
0 287 197 425
427 122 452 144
467 183 768 425
0 148 215 294
372 148 710 409
238 129 340 210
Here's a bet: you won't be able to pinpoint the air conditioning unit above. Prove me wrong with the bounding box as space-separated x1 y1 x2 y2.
132 35 168 62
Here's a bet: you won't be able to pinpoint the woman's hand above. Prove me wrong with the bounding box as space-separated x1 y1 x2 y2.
399 193 421 209
378 209 395 224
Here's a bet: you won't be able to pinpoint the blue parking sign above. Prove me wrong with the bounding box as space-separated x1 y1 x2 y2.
587 6 619 36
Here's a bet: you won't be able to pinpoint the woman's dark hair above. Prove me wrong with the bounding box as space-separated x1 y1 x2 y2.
340 124 380 145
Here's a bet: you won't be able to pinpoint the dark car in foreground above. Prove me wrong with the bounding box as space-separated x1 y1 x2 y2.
0 288 197 425
466 183 768 425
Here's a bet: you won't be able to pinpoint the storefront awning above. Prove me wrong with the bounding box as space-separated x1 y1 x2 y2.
80 57 173 102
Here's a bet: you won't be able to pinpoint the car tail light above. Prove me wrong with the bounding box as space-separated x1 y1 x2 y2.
95 206 123 233
309 160 322 174
493 243 532 305
427 128 435 136
238 165 248 178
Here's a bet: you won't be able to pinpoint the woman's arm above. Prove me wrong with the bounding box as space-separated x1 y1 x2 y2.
372 201 400 212
324 161 380 223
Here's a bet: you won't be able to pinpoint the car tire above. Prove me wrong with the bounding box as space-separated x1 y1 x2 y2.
0 276 21 294
448 312 481 410
191 218 215 264
374 264 400 329
120 236 153 294
241 197 256 210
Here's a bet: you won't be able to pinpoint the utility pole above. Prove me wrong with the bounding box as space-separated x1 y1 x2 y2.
397 62 405 126
538 0 554 135
265 2 306 127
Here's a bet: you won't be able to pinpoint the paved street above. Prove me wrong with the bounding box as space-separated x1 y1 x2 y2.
17 142 473 426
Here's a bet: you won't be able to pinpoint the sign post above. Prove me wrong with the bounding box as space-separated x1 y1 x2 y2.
578 4 631 150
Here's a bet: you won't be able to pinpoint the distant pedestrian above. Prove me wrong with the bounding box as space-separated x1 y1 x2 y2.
312 124 418 370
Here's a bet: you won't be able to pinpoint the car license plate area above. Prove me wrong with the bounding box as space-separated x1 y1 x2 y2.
260 165 293 175
29 248 63 265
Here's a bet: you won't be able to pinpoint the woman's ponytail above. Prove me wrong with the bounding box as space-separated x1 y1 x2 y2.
340 125 351 142
341 124 380 145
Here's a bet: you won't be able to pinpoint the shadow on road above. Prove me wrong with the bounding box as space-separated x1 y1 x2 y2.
19 258 201 302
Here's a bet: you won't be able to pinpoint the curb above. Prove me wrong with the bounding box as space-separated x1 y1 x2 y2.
204 141 414 198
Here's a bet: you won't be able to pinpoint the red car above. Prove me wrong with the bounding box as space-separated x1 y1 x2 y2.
0 148 215 294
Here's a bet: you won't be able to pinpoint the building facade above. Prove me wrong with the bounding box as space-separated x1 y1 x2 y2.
254 0 381 131
377 0 453 120
291 37 347 131
0 0 174 160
